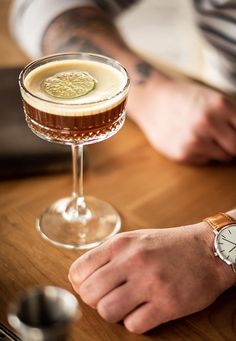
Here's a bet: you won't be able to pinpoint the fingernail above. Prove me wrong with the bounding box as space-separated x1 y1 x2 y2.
68 268 82 285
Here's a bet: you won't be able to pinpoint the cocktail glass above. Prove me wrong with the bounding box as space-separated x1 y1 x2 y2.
19 53 129 249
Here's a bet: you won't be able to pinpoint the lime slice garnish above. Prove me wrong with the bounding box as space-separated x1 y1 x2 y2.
41 71 96 99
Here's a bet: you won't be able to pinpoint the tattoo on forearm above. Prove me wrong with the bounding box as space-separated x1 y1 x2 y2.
42 6 155 86
42 7 126 55
55 35 104 55
135 61 154 84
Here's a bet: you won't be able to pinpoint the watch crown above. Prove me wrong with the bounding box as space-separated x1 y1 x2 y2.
214 251 218 257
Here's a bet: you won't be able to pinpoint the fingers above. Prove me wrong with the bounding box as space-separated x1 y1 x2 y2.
203 138 233 161
124 303 162 334
96 282 147 323
208 118 236 157
69 240 112 290
78 262 126 308
205 97 236 156
222 98 236 129
180 152 210 165
182 134 232 163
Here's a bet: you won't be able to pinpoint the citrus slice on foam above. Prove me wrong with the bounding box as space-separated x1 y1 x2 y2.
41 71 96 99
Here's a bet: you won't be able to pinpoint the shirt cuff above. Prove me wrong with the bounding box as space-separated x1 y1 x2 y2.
10 0 96 58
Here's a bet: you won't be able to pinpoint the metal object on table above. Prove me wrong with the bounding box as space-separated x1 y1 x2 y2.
0 322 21 340
7 286 80 341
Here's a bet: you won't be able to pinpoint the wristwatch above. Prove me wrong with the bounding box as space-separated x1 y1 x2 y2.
204 212 236 272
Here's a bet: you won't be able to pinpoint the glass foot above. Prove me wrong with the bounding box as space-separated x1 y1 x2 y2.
36 196 121 249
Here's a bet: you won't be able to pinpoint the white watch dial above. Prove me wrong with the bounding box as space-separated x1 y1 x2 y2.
215 224 236 264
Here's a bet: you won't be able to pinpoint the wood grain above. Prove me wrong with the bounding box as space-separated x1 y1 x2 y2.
1 1 236 340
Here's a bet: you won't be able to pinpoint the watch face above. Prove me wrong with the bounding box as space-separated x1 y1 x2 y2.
215 224 236 264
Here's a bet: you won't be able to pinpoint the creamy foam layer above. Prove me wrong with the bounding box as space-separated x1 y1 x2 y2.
22 59 128 116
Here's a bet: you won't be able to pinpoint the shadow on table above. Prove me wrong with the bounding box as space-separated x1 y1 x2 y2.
0 67 71 179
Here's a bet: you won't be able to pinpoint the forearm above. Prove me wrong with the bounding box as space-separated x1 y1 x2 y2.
42 6 170 119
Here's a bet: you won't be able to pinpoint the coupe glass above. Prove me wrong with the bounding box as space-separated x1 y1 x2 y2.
19 53 129 249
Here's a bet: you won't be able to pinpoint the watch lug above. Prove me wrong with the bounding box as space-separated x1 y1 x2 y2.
213 229 218 235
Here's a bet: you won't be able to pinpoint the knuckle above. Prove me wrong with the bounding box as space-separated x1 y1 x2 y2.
194 113 210 131
224 140 236 155
127 248 150 268
81 296 97 308
124 319 143 334
185 136 200 151
171 150 187 163
134 248 148 261
110 232 132 251
211 94 227 110
174 136 200 162
82 251 94 263
68 263 81 286
173 152 192 164
68 265 77 282
97 300 117 323
78 281 90 297
78 282 96 306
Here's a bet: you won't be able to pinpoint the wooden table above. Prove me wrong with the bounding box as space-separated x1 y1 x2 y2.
1 1 236 340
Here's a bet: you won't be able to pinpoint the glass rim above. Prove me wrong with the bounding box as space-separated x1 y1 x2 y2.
19 52 130 107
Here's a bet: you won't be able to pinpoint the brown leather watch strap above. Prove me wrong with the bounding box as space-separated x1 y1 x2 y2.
204 212 235 230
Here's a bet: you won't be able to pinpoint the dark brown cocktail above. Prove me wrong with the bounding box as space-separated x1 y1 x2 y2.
23 98 126 143
21 58 128 144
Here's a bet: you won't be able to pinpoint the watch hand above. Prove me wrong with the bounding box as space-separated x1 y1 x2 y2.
229 246 236 253
221 237 236 246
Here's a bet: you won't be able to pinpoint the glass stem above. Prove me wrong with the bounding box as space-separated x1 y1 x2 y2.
71 144 86 214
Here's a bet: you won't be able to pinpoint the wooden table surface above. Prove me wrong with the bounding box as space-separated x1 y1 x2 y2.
1 1 236 340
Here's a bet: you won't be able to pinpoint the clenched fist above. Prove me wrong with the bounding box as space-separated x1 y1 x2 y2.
69 218 236 334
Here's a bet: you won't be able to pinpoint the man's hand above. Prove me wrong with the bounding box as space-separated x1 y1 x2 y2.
128 77 236 164
69 222 236 334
